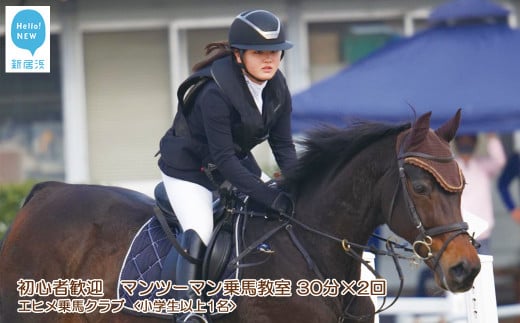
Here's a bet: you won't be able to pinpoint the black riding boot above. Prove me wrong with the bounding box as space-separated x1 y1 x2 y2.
175 229 208 323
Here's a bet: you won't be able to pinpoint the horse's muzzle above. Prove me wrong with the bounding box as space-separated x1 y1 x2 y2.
447 259 481 292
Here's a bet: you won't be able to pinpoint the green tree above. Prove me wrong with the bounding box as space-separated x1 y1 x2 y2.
0 181 35 238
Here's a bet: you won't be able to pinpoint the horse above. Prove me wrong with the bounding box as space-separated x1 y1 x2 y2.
0 110 480 323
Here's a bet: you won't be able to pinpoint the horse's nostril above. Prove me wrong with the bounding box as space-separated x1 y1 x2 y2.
449 259 480 285
449 260 469 283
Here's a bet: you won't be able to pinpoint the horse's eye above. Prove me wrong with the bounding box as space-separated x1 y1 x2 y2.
413 183 428 195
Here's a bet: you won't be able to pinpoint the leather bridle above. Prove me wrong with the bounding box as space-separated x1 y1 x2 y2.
391 134 472 271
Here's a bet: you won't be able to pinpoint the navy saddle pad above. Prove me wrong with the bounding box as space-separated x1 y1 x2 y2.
116 215 240 319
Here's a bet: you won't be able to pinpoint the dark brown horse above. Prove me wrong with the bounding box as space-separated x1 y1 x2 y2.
0 111 480 323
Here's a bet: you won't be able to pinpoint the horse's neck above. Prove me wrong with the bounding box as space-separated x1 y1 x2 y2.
293 136 396 279
298 140 394 231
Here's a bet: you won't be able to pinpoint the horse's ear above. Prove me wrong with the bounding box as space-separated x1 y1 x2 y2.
435 108 461 143
408 111 432 147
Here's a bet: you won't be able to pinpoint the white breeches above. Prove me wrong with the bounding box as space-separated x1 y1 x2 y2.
160 171 272 246
161 172 213 246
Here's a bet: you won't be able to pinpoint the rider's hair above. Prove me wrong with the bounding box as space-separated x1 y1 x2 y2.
191 41 233 72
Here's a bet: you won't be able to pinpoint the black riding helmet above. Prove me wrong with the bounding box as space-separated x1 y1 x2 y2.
229 10 293 51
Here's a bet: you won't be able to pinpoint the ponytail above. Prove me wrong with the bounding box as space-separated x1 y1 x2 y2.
191 41 232 72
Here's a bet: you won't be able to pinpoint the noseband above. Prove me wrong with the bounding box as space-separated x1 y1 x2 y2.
392 138 471 270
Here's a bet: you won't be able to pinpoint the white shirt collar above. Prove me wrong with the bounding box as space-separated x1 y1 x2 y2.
244 75 267 113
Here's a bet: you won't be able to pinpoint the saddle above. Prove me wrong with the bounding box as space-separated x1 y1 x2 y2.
153 182 233 283
117 182 273 319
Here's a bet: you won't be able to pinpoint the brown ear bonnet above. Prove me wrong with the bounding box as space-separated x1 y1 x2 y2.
397 110 464 193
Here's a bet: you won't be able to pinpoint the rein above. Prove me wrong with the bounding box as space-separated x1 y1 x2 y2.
284 215 409 321
228 207 416 322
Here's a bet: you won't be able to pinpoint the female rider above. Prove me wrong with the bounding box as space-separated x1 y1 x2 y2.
157 9 296 323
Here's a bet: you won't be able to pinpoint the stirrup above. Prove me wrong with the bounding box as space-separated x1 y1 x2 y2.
178 312 209 323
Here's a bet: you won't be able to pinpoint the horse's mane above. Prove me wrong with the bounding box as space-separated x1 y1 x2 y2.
284 121 411 190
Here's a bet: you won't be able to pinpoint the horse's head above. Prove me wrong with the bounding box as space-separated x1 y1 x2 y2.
386 109 480 292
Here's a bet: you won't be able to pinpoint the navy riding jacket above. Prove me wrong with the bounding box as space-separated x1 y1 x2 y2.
158 56 297 208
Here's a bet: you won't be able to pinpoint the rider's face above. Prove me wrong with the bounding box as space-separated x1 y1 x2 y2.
234 49 282 84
